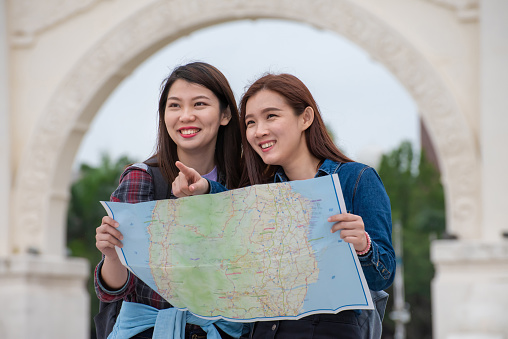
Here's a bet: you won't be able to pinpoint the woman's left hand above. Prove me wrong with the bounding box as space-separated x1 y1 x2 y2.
328 213 368 252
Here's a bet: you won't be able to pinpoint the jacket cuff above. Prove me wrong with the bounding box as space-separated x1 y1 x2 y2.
357 240 377 264
358 241 392 281
96 258 131 295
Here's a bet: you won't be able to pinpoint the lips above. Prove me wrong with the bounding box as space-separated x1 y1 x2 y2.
178 127 201 138
259 140 276 152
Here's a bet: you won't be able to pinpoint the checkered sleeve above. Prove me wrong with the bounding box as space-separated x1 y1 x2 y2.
94 166 154 302
110 166 154 203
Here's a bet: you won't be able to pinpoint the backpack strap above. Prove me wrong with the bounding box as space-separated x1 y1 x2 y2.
146 165 171 200
94 299 124 339
142 157 172 200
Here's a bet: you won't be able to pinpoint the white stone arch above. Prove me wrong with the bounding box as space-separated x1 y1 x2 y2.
7 1 508 339
11 0 479 258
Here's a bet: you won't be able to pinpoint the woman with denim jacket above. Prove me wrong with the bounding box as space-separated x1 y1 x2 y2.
175 73 395 339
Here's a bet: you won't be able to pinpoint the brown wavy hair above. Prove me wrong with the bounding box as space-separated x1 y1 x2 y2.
149 62 242 189
239 73 352 185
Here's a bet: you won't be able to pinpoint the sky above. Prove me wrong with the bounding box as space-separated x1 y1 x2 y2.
73 19 419 170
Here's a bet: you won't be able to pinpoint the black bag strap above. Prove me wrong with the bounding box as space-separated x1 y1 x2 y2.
94 299 123 339
143 156 171 200
146 164 171 200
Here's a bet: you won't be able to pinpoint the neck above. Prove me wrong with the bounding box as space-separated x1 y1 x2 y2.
177 149 216 176
283 152 321 181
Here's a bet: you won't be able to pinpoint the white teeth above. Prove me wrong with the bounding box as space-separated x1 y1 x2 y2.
180 129 199 135
261 141 275 149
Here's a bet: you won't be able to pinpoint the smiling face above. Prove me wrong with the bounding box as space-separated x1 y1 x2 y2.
245 89 313 172
165 79 230 159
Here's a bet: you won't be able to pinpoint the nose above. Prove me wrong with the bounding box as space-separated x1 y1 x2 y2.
254 122 268 138
179 107 195 122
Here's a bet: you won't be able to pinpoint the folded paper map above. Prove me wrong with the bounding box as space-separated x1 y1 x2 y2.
101 174 373 322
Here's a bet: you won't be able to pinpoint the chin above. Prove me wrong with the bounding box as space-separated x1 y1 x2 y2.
261 157 279 166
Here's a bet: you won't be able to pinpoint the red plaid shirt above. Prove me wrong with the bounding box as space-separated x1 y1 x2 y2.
94 165 172 309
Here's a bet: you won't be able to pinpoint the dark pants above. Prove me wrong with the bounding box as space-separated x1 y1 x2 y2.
251 311 360 339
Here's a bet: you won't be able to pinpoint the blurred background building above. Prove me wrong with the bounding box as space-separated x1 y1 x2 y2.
1 0 507 338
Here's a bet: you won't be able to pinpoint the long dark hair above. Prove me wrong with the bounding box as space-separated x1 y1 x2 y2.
239 73 352 185
150 62 242 189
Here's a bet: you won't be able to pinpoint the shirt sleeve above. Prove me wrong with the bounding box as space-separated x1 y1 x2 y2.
207 179 228 194
110 166 154 203
353 167 396 291
94 166 154 302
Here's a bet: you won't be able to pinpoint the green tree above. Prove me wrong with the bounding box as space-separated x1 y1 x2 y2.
377 141 445 339
66 154 134 337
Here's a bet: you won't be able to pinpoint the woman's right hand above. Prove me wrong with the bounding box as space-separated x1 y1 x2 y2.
96 216 123 260
172 161 210 197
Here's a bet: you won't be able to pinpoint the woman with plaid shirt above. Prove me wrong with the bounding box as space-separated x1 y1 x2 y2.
94 62 245 339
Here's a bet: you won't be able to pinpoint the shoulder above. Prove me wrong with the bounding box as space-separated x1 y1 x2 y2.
337 161 382 178
112 164 155 203
335 161 384 191
320 159 371 176
119 163 151 182
123 162 149 174
336 161 370 174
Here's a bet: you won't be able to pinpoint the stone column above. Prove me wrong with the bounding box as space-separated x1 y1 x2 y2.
0 0 9 257
431 1 508 338
0 1 90 337
0 255 90 338
431 241 508 339
479 0 508 241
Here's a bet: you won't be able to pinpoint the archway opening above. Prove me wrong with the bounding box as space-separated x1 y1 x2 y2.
74 19 420 171
69 18 425 336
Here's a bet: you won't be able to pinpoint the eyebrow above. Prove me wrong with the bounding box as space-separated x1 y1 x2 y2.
167 95 212 101
245 107 282 120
